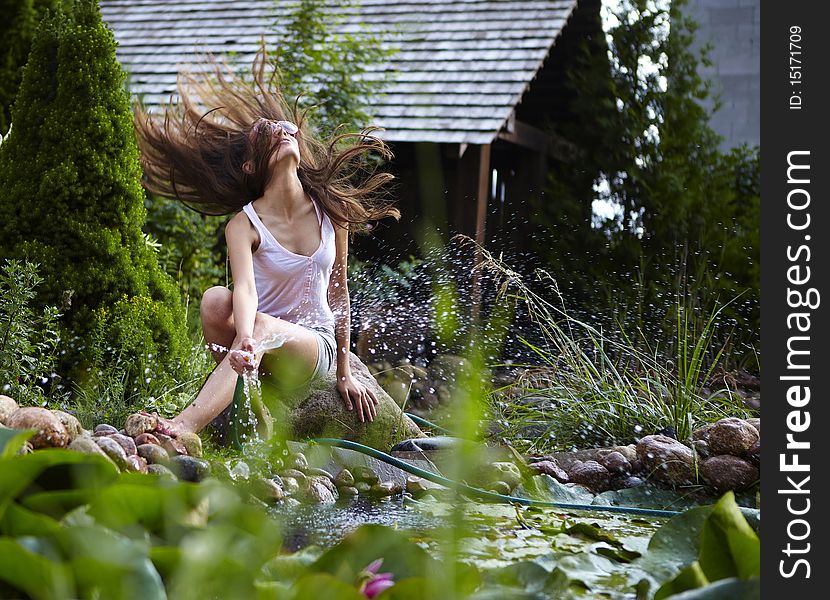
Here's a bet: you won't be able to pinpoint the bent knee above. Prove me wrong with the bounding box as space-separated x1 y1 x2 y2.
200 286 233 322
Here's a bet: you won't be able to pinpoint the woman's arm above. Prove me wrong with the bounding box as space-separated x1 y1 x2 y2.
328 223 378 422
225 213 259 372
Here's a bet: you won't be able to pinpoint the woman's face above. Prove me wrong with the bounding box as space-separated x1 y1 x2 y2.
248 118 301 172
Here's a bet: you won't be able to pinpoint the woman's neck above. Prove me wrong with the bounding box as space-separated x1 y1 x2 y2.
258 168 307 217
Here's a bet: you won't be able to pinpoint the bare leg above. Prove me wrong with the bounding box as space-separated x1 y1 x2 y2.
200 286 236 364
172 310 320 434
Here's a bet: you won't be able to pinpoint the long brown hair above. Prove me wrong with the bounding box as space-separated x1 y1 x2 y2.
133 47 399 227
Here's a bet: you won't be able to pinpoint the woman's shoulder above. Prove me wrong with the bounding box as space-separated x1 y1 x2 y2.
225 208 258 242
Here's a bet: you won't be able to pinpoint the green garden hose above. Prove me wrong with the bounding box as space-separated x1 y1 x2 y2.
231 378 680 518
310 437 681 519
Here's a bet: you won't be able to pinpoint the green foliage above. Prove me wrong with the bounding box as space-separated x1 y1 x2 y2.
635 492 760 599
481 254 750 452
271 0 395 134
0 0 63 136
0 0 189 395
534 0 759 362
0 260 62 405
69 333 214 430
143 195 227 323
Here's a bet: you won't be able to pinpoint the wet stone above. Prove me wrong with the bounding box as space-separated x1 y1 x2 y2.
636 435 697 485
281 477 300 496
353 465 380 485
108 433 137 457
302 476 338 504
479 462 522 489
158 434 188 457
306 467 334 481
124 413 157 438
701 455 759 492
528 460 571 483
568 460 612 492
487 480 512 495
334 469 355 487
706 417 759 457
339 486 359 498
7 407 69 449
147 464 176 480
134 433 161 446
280 469 307 486
693 439 710 459
93 424 119 437
252 478 285 502
286 452 308 471
178 432 203 458
125 455 148 473
370 481 397 497
355 481 372 494
599 451 631 474
0 395 18 425
169 455 211 482
405 476 430 497
94 436 129 469
137 443 170 465
53 411 83 441
268 474 284 487
747 439 760 466
615 476 645 490
69 435 109 460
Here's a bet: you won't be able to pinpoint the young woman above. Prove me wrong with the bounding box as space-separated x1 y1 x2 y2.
133 52 398 435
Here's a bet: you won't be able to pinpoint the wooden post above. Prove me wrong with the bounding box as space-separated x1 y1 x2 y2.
472 144 491 323
475 144 491 247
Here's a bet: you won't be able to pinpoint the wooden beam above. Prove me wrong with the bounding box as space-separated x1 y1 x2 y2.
497 118 580 162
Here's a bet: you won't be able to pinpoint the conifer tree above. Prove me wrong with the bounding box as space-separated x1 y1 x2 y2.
0 0 189 390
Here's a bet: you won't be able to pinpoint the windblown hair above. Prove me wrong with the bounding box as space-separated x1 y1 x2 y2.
133 48 399 227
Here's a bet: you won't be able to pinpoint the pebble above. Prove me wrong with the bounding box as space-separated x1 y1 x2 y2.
147 464 176 479
334 469 355 487
137 443 170 465
134 433 161 446
352 465 380 485
169 455 211 482
93 424 119 437
107 433 137 457
529 460 569 483
94 436 129 469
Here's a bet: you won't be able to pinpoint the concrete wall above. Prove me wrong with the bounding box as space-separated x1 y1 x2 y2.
686 0 760 149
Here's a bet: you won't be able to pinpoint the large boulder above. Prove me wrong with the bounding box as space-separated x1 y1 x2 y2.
263 352 424 451
636 435 697 485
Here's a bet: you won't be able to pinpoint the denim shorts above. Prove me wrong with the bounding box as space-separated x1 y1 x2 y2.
306 325 336 381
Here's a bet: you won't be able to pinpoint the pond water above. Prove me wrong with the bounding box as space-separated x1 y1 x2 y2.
271 494 669 597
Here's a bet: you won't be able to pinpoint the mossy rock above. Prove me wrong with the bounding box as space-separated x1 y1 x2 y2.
257 353 424 451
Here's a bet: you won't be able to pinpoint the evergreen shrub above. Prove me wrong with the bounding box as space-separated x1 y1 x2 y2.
0 0 189 395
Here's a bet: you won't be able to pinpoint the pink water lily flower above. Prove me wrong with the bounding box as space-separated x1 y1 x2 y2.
359 559 395 598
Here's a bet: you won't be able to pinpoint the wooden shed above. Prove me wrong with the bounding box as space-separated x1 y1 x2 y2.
100 0 603 259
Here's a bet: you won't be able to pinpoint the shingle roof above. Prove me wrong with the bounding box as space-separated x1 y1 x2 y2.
100 0 578 145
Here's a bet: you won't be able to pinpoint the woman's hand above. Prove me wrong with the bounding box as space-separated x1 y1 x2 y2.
229 336 259 376
337 373 379 423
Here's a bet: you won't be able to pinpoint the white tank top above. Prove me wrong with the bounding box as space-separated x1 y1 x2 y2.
241 199 336 333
